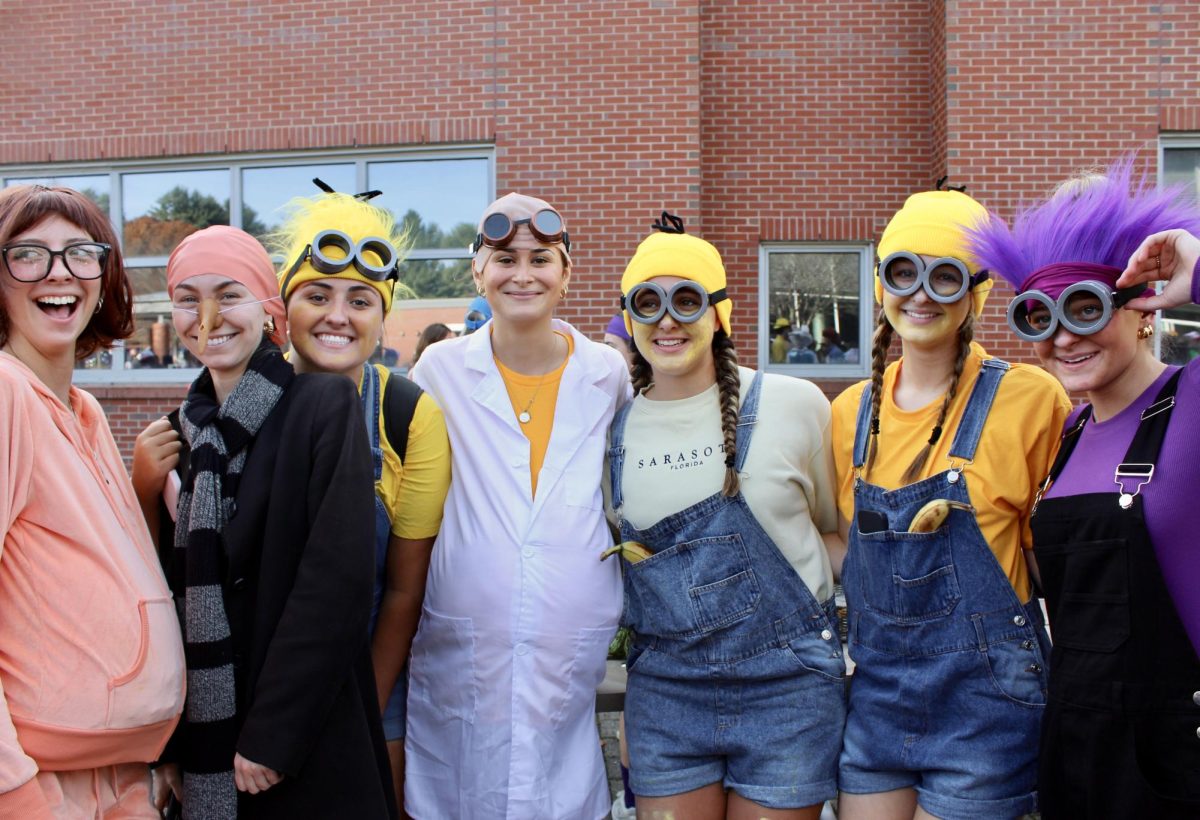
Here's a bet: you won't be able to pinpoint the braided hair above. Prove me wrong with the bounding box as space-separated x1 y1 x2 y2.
629 329 741 497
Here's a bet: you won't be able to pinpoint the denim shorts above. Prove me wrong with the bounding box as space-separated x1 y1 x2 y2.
381 668 408 741
625 637 845 809
839 617 1049 820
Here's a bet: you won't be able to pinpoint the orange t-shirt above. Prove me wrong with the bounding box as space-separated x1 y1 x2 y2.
494 331 574 496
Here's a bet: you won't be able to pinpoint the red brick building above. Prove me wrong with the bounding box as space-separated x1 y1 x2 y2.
3 1 1198 457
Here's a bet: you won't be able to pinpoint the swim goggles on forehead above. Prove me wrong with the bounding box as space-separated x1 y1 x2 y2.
280 229 400 293
878 251 990 303
471 209 571 253
1007 281 1142 342
621 281 728 325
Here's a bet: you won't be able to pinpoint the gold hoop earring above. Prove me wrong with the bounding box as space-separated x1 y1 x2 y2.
1137 324 1154 340
265 317 276 335
94 295 104 314
559 286 568 299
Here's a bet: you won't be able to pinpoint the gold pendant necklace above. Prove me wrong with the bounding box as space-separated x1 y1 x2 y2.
518 372 548 424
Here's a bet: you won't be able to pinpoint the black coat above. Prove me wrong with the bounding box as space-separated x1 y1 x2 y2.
164 373 396 819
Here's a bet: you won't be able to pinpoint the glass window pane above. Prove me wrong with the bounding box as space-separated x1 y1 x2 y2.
5 175 111 213
399 257 475 299
767 251 863 365
1164 148 1200 201
368 159 488 251
122 170 229 257
241 164 355 240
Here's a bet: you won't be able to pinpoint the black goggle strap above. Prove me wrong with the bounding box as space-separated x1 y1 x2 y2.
969 270 990 289
1112 285 1144 310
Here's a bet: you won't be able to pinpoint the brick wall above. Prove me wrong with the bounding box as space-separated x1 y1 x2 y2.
3 0 1199 456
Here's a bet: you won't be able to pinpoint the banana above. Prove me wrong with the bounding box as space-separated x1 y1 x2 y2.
907 499 974 533
600 540 654 564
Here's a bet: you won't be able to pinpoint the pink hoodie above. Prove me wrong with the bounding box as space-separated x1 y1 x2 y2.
0 353 184 816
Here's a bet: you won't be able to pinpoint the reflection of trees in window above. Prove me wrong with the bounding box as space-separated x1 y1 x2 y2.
395 208 477 298
124 187 266 255
77 188 110 215
769 252 861 348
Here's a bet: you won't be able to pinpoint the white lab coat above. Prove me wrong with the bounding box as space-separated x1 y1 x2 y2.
406 319 632 820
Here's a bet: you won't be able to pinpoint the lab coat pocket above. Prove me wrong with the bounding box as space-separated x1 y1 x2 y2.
549 626 616 729
107 598 185 729
410 608 477 722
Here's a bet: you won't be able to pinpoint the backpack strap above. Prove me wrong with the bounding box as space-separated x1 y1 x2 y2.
381 367 423 462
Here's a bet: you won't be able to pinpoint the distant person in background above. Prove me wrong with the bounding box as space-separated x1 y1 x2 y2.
463 294 491 334
603 312 635 372
787 326 819 363
770 317 791 363
819 328 846 363
412 322 452 367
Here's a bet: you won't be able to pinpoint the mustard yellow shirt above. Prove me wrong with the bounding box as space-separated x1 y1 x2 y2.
830 343 1071 600
494 332 573 497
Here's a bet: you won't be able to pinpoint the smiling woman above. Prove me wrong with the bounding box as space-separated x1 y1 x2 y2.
0 184 185 818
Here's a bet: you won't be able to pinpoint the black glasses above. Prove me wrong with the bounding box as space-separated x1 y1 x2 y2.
1007 281 1141 342
621 281 727 325
878 251 989 303
2 243 111 282
472 209 571 254
280 229 399 294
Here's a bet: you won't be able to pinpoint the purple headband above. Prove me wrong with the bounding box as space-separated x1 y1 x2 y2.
605 313 632 342
1022 261 1151 300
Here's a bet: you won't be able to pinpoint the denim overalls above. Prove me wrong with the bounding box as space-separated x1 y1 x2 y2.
1034 370 1200 818
361 363 406 740
840 358 1049 820
608 372 845 809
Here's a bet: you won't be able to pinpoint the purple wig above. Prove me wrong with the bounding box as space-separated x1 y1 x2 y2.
968 156 1200 292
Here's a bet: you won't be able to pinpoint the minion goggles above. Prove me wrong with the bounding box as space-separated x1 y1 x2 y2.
879 251 990 303
280 229 400 294
1007 281 1142 342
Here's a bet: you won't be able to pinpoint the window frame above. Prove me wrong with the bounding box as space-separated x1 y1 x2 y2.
2 145 495 384
1157 137 1200 363
757 242 874 379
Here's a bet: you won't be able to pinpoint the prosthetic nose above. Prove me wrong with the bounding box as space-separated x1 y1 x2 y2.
196 297 222 354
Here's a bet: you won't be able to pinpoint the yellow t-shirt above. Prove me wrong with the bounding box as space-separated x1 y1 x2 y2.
494 332 573 497
829 343 1072 600
363 364 452 540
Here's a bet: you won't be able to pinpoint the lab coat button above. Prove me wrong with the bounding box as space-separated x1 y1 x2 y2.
523 548 534 558
515 643 528 656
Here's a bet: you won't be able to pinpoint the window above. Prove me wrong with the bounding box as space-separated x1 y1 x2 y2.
759 244 873 377
1159 140 1200 365
3 148 493 381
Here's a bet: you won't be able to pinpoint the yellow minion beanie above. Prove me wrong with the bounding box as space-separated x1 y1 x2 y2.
271 192 410 312
875 190 994 317
620 221 732 335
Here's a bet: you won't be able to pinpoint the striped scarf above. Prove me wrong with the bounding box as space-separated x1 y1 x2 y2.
174 340 293 819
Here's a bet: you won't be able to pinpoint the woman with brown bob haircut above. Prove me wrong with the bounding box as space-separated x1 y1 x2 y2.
0 184 185 817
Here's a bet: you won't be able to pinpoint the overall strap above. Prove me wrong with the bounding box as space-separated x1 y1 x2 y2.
607 398 636 512
359 363 384 481
947 357 1010 462
733 371 764 473
1113 368 1183 503
851 382 874 470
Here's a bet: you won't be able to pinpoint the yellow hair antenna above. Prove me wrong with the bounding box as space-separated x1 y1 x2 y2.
269 191 414 306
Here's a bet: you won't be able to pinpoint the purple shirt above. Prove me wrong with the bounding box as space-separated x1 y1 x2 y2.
1046 362 1200 656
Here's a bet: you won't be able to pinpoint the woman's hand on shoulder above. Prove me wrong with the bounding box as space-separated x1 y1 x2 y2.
132 417 181 504
1118 229 1200 312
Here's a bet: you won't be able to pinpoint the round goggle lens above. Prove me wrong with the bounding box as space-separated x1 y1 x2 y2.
631 287 663 318
883 257 921 294
928 263 966 297
1063 290 1106 333
669 283 707 319
531 209 563 238
482 212 513 244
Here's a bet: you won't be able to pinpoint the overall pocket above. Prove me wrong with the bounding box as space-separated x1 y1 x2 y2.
625 533 760 639
1036 538 1130 653
856 528 961 623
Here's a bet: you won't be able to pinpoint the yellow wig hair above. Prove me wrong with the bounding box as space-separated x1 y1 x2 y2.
270 192 411 311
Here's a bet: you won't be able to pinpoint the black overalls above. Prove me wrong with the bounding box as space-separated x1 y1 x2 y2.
1033 370 1200 818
